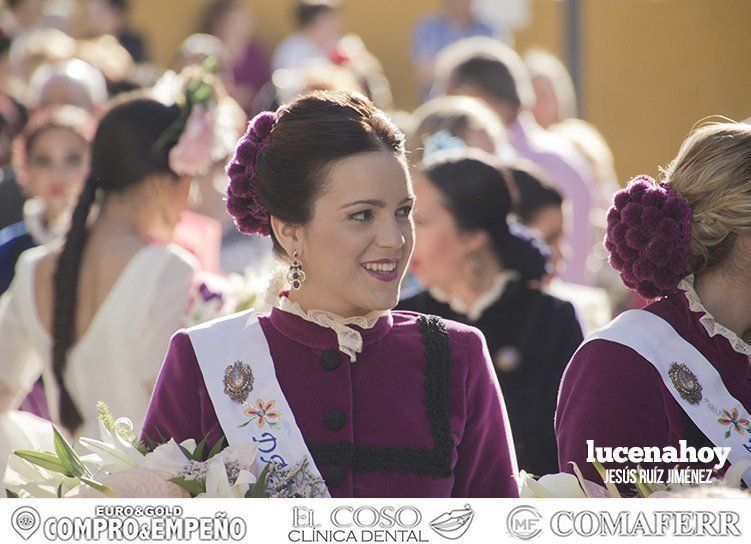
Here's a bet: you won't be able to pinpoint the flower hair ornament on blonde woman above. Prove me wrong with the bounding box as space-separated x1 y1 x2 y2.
605 175 692 299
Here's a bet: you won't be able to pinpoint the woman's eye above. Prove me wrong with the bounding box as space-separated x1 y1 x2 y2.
30 156 52 168
396 205 413 218
66 154 83 167
349 209 373 222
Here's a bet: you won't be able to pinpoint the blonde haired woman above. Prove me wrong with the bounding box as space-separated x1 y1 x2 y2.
557 122 751 489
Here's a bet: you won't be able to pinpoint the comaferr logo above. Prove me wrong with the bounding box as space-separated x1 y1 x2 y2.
506 505 543 541
505 507 743 539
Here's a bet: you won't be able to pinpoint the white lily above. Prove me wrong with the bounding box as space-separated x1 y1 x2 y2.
4 455 81 498
215 442 258 468
195 459 257 498
179 439 197 455
520 470 589 498
140 439 191 476
717 459 751 489
77 417 144 472
519 465 612 499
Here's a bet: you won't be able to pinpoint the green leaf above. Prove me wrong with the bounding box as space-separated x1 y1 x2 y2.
592 461 622 498
13 450 73 477
169 477 205 497
192 437 208 461
202 56 218 75
206 437 226 460
634 464 657 497
248 464 271 498
57 483 63 498
192 84 212 104
5 489 19 498
53 427 89 478
178 444 193 460
80 477 116 498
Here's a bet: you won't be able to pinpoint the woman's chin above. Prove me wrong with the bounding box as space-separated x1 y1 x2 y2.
361 291 400 313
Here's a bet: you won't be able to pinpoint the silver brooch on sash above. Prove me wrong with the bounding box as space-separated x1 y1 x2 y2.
223 361 254 403
668 362 702 405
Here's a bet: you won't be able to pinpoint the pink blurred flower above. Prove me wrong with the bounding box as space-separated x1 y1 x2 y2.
169 106 215 177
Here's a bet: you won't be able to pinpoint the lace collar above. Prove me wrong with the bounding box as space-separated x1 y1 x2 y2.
275 296 386 363
430 271 519 322
677 274 751 359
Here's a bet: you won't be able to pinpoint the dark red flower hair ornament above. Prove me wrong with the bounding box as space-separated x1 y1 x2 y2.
604 175 693 299
225 109 282 237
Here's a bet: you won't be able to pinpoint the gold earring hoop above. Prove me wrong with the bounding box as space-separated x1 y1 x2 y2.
287 250 306 290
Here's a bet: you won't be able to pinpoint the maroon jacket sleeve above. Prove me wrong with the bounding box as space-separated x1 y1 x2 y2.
555 339 675 486
451 327 520 498
141 331 224 452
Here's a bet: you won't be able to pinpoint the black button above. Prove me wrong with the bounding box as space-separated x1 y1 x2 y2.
325 466 345 487
325 409 346 430
320 349 341 371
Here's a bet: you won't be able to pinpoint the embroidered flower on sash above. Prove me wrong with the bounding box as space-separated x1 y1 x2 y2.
241 399 282 429
717 408 751 439
223 361 254 403
668 362 703 405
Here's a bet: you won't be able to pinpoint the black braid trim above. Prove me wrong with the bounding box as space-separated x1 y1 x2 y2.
308 314 454 478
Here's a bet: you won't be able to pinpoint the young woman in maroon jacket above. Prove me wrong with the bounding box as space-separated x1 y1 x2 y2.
142 91 520 498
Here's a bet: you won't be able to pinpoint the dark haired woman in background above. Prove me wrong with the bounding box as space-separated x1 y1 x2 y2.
142 91 519 498
512 164 567 281
0 96 201 438
512 163 612 336
397 149 583 476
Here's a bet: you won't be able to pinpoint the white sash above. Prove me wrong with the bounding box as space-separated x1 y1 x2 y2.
188 309 330 497
579 309 751 484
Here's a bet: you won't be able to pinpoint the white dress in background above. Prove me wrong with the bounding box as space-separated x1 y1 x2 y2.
0 243 198 439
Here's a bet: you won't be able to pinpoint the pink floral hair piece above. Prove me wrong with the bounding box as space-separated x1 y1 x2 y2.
225 110 280 237
604 175 692 299
168 105 215 177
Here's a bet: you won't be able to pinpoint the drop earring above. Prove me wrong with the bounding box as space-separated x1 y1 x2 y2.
287 250 306 290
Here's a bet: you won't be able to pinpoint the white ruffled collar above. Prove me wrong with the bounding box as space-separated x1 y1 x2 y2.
677 274 751 359
263 269 387 362
276 296 385 363
430 271 519 322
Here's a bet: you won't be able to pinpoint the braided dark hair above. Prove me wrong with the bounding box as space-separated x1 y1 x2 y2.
52 96 180 432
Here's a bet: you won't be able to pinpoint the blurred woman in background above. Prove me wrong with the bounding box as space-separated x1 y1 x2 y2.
1 105 93 295
0 95 203 438
398 149 583 476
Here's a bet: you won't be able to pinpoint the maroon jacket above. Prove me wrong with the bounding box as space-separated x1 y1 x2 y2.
556 289 751 485
142 307 519 498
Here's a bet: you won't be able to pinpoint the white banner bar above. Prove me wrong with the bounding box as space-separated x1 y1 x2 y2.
1 498 750 543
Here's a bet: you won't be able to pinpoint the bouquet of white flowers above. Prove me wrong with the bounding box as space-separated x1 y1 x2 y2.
3 403 325 499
